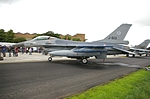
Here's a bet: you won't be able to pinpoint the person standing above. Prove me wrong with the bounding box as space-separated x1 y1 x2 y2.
2 45 7 57
15 47 19 57
0 45 3 60
12 46 15 57
7 46 12 57
21 47 25 54
29 47 32 55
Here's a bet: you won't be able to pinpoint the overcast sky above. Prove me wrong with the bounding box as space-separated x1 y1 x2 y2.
0 0 150 46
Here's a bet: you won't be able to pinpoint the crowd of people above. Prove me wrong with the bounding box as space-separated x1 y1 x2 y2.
0 45 44 58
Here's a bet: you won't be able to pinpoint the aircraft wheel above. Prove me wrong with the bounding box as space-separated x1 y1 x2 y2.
82 58 88 64
48 57 52 62
132 54 135 57
126 54 129 57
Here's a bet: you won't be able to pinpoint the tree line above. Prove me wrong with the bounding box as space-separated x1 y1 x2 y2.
0 29 81 43
33 31 81 41
0 29 26 43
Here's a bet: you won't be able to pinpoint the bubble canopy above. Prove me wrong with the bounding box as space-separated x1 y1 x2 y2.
32 36 56 41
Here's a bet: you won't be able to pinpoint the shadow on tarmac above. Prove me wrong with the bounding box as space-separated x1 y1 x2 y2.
47 59 141 70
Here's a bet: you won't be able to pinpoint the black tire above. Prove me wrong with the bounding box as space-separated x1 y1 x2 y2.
82 58 88 64
126 54 129 57
132 54 135 57
48 57 52 62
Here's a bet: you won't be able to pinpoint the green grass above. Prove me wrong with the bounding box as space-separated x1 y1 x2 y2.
65 69 150 99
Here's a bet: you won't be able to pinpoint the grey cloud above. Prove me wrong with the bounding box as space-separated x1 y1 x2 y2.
0 0 20 5
135 12 150 26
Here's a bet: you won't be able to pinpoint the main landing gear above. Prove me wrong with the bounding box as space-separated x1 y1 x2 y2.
132 54 135 57
126 54 135 57
48 57 52 61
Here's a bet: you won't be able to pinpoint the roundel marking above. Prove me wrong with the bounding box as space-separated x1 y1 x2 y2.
117 31 121 35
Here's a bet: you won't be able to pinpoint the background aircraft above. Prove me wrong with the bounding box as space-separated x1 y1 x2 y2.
13 24 133 64
127 39 150 57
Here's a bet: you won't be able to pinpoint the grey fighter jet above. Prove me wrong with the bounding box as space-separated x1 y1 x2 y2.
127 39 150 57
14 24 133 64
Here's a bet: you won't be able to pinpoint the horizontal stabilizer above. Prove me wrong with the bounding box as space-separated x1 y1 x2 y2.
130 48 150 52
113 47 136 55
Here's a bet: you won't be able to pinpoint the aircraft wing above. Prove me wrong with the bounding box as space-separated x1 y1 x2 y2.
72 45 113 52
74 45 113 48
113 47 136 55
130 47 150 52
43 43 113 48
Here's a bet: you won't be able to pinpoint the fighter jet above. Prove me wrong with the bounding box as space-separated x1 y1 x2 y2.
127 39 150 57
13 24 133 64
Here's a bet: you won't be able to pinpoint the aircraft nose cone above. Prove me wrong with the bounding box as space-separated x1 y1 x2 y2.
49 51 60 56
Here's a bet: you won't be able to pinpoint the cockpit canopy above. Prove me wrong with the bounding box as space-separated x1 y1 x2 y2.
32 36 56 41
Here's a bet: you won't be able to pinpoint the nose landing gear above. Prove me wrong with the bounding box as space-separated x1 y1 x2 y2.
81 58 88 64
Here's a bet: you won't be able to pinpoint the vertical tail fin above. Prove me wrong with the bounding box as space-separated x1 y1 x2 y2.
103 24 132 41
135 39 150 49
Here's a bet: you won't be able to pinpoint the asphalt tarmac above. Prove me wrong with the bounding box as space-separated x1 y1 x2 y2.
0 53 150 99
